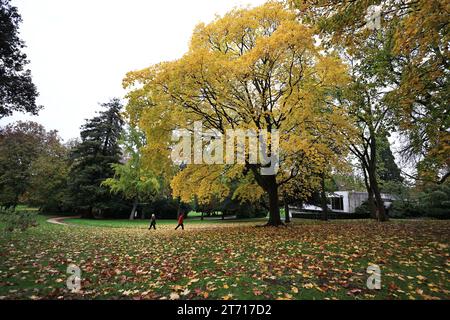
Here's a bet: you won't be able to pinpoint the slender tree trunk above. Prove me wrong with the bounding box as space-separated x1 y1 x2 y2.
367 189 377 218
363 162 377 219
284 199 291 223
129 198 138 220
283 191 291 223
368 126 388 222
369 170 388 221
320 174 328 221
201 211 204 221
367 185 377 220
283 192 291 223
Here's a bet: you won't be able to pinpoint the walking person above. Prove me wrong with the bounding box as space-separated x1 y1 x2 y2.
148 213 156 230
175 212 184 230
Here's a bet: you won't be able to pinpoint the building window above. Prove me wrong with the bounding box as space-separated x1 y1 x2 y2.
331 197 344 211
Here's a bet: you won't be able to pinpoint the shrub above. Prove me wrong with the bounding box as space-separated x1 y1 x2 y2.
389 200 423 218
354 201 372 215
0 208 38 232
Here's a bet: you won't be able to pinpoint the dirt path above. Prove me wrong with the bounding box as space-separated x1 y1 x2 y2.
46 216 80 226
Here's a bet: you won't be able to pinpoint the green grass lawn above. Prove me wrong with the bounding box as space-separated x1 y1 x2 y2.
14 205 39 212
0 215 449 300
63 217 269 228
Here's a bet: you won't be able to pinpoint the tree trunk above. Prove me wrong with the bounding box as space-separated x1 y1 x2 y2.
266 176 282 226
362 167 376 219
369 172 388 221
367 189 377 219
129 198 138 220
284 200 291 223
282 192 291 223
320 174 328 221
201 211 204 221
368 126 388 222
250 166 282 226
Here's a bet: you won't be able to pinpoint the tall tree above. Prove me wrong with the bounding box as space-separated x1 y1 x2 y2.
0 0 41 118
0 121 46 208
343 71 392 221
25 131 69 212
290 0 449 184
102 125 160 220
124 3 350 226
67 99 125 218
290 0 405 221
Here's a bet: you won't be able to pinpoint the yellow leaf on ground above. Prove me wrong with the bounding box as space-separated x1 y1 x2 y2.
169 292 180 300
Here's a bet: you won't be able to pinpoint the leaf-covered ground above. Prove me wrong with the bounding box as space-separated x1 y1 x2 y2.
0 216 449 300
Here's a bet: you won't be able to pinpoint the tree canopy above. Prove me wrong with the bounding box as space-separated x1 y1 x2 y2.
124 2 351 225
67 98 126 218
290 0 449 185
0 0 40 118
0 122 42 207
102 125 160 219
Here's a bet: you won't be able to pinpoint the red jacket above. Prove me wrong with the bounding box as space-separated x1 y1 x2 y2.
178 214 184 224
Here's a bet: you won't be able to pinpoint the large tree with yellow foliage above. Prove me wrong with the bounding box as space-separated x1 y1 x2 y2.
124 2 350 226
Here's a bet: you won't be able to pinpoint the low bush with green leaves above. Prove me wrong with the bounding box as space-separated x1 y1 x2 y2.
0 208 38 232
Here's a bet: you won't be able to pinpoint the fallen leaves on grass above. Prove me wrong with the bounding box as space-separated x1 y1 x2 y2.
0 220 449 300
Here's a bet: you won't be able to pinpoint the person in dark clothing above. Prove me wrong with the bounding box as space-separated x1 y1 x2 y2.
148 214 156 230
175 213 184 230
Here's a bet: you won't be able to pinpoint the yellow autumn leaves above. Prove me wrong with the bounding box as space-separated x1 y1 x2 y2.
123 2 353 207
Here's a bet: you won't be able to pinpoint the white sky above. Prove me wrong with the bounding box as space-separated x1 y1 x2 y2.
1 0 267 141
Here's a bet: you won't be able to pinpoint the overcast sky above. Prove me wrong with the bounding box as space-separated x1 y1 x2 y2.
1 0 266 141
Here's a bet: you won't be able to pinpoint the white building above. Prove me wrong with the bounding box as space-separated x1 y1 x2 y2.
300 191 396 214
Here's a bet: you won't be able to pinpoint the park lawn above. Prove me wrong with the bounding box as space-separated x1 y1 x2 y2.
63 217 269 228
0 215 449 300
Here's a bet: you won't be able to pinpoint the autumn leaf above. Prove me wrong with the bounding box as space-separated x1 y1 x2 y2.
303 283 314 289
221 294 233 300
169 292 180 300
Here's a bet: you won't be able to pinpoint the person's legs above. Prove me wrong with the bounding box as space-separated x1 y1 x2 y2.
175 224 180 230
181 223 184 230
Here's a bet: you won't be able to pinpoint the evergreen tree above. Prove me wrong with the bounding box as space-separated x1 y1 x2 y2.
377 133 402 183
67 99 125 218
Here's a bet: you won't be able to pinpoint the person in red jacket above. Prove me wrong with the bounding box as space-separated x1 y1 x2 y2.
175 212 184 230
